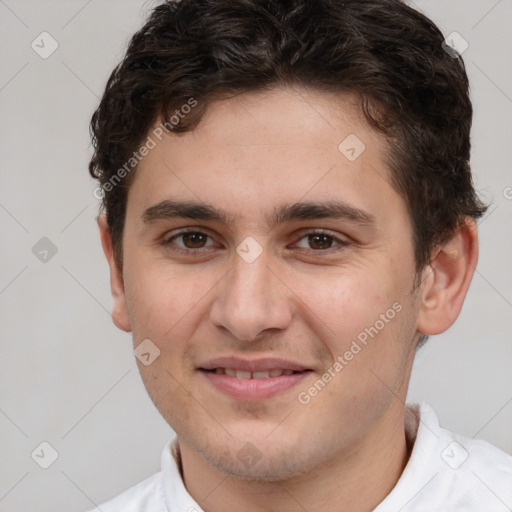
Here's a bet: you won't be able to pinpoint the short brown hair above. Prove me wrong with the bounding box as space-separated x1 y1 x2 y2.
89 0 488 275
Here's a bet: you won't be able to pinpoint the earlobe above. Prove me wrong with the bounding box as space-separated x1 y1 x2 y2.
416 218 479 336
97 214 132 333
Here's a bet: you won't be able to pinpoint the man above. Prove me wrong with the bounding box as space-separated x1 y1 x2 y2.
88 0 512 510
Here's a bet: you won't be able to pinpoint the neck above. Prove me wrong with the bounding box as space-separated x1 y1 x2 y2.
178 402 412 512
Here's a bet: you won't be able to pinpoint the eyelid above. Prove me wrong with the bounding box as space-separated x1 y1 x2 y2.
160 227 351 254
292 228 350 251
161 227 216 250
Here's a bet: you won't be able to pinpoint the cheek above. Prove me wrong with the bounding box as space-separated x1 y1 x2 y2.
297 262 415 396
124 261 219 342
298 265 394 348
296 296 415 432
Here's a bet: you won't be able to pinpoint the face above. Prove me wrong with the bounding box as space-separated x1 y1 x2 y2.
111 86 425 480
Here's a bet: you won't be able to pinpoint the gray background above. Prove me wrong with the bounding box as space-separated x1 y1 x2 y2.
0 1 511 511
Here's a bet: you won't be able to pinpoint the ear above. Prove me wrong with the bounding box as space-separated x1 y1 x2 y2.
97 214 131 332
416 217 479 336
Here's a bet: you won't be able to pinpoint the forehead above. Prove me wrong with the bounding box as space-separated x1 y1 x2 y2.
126 86 405 230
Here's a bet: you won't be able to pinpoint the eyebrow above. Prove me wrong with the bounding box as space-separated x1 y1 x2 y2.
141 199 376 229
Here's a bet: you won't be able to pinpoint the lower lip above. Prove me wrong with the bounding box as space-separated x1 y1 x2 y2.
199 370 311 400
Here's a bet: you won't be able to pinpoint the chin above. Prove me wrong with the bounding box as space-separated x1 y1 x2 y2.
200 438 317 482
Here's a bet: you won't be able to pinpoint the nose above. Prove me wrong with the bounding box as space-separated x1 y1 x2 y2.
209 245 293 343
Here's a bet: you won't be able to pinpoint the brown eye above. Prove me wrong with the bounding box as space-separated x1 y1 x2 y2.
180 232 208 249
294 230 350 252
308 233 334 250
162 230 215 253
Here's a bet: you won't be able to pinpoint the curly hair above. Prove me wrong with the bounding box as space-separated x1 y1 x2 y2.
89 0 488 277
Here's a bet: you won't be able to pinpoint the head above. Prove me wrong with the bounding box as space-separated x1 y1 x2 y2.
90 0 487 481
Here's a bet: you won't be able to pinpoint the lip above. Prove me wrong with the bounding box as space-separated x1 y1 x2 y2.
198 357 313 401
198 356 311 373
200 369 311 400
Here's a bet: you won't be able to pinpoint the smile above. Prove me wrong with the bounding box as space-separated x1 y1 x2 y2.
199 367 312 400
205 368 299 379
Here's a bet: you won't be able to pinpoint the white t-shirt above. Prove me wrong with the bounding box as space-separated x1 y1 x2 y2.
88 402 512 512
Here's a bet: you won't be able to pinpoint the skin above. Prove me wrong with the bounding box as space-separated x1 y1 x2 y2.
99 85 479 512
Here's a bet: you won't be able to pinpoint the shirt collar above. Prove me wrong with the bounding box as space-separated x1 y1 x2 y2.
160 402 435 512
161 435 204 512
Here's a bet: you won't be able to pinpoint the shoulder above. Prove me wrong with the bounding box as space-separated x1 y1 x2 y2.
376 402 512 512
418 402 512 510
430 402 512 477
441 423 512 497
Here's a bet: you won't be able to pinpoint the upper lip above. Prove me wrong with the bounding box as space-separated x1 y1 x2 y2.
199 357 311 372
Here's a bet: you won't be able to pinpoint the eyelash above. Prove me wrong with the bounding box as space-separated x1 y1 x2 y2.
160 228 350 255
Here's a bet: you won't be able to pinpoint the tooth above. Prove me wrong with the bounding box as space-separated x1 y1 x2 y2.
214 368 224 374
269 369 284 377
282 370 294 375
235 370 252 380
225 368 237 377
253 371 271 379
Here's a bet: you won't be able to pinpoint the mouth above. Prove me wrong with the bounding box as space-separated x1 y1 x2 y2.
198 358 314 400
201 368 306 379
